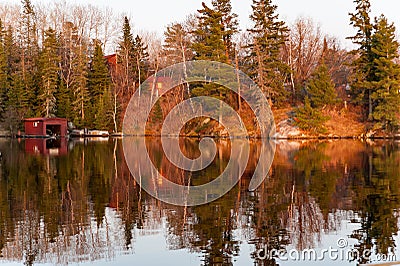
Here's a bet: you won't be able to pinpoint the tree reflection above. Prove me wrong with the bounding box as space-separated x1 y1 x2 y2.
350 142 400 264
0 139 399 265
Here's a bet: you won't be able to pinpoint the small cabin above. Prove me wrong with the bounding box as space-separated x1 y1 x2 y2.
24 117 68 137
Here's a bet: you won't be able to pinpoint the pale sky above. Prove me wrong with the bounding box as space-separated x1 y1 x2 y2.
6 0 400 49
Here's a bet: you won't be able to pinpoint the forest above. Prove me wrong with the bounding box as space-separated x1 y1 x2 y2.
0 0 399 135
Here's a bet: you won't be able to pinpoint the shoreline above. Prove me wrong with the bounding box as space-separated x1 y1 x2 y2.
1 133 399 140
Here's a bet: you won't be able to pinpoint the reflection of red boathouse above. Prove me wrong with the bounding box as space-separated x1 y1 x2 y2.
25 138 68 156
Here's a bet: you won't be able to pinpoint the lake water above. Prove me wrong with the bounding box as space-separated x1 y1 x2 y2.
0 138 399 266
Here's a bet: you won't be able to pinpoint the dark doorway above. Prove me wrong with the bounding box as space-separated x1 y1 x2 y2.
46 124 61 137
46 138 61 149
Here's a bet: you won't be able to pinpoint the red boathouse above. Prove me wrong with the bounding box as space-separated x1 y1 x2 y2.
24 117 68 137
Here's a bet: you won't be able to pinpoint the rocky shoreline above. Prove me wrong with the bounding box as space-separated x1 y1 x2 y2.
273 119 400 140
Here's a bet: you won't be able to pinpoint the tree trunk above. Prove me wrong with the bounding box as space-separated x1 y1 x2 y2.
235 50 241 112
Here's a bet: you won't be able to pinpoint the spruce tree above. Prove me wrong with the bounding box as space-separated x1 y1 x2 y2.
163 22 194 108
132 35 149 90
370 15 400 131
71 40 89 128
88 43 110 98
164 23 193 64
348 0 374 118
4 25 29 121
38 28 60 117
306 63 338 108
87 43 112 128
94 86 113 130
117 17 135 97
295 97 328 133
19 0 39 114
191 1 237 106
246 0 290 106
0 19 8 117
4 26 19 77
55 79 73 120
192 2 228 63
211 0 238 62
121 17 134 51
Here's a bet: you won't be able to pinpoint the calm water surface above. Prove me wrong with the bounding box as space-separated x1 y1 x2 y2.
0 138 399 266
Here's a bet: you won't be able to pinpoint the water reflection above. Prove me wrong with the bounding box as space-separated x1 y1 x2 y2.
0 139 399 265
25 138 68 156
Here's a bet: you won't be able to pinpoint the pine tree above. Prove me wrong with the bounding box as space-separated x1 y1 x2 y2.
192 2 228 63
295 97 328 133
370 15 400 131
0 19 8 117
3 26 19 76
4 25 29 122
211 0 238 62
71 39 89 128
38 28 60 117
306 63 338 108
163 22 194 109
164 22 193 64
87 43 112 128
348 0 374 118
191 1 237 104
121 17 134 51
88 43 110 98
117 17 135 97
94 86 113 130
246 0 290 106
19 0 39 114
55 79 73 119
132 35 149 91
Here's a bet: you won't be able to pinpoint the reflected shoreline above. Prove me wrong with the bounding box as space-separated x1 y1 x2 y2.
0 139 398 265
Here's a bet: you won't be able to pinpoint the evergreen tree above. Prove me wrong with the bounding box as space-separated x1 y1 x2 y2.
347 0 374 118
19 0 39 114
121 17 134 51
38 28 60 117
88 43 110 98
87 43 112 129
191 1 237 107
3 25 29 126
55 79 73 119
370 15 400 131
132 35 149 90
295 97 328 133
163 22 194 107
348 0 373 51
246 0 290 106
71 40 89 128
117 17 135 97
192 2 228 63
164 22 193 64
0 19 8 117
4 26 20 76
306 63 338 108
94 86 113 130
211 0 238 62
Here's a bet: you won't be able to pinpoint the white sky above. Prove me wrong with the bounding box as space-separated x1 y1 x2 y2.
6 0 400 49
